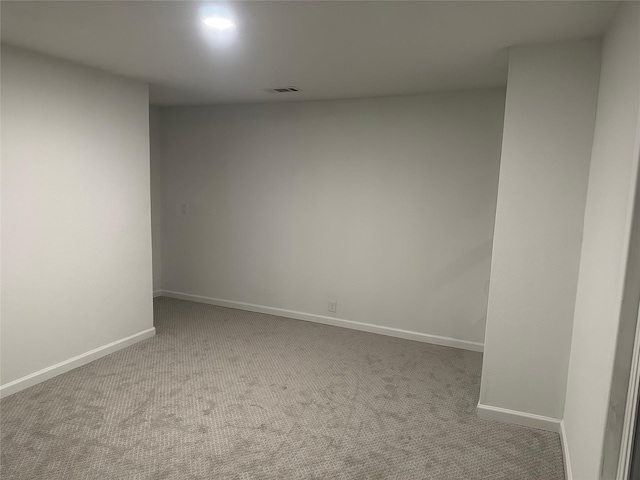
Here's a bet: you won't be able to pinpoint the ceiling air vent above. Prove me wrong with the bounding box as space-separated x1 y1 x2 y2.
265 86 302 94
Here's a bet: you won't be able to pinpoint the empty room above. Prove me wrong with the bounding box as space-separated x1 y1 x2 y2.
2 1 640 479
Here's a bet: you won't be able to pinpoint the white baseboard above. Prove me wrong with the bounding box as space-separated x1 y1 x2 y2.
559 419 573 480
153 290 162 298
477 403 561 433
158 290 483 352
478 404 570 478
0 327 156 398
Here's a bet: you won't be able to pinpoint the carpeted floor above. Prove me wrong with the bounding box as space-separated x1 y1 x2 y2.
1 297 564 479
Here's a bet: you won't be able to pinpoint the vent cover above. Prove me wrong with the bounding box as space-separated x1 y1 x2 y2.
265 86 301 94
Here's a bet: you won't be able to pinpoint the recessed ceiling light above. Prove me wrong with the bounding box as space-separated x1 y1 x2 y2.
199 5 237 47
202 16 236 30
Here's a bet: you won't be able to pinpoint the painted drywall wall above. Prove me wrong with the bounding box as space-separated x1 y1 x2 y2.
563 3 640 478
479 40 601 421
150 106 162 293
1 45 154 388
159 90 506 347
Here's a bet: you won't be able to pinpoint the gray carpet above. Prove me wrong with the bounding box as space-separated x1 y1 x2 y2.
1 297 564 479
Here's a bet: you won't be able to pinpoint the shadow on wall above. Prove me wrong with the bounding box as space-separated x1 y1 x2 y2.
429 240 493 337
428 240 494 291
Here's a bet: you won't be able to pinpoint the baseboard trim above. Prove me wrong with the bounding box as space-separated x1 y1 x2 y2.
158 290 483 352
559 419 573 480
0 327 156 398
153 290 162 298
476 403 561 433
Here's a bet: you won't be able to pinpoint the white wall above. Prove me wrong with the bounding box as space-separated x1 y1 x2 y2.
563 3 640 478
150 106 162 293
159 90 506 348
1 45 154 392
479 40 601 423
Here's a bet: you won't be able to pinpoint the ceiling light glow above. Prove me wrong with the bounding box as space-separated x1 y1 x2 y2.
199 4 238 47
202 16 235 30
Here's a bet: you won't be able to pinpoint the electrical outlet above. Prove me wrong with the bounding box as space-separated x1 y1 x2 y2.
328 300 337 313
181 203 189 215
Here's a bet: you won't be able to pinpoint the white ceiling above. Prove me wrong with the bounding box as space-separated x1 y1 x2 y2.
1 1 618 106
